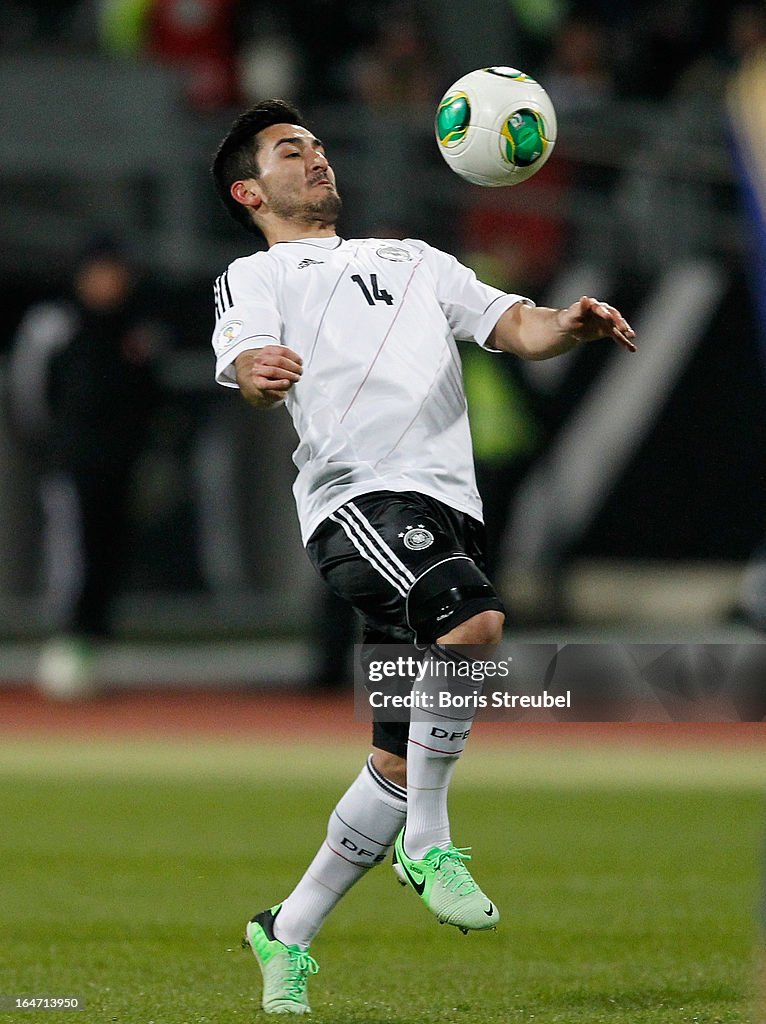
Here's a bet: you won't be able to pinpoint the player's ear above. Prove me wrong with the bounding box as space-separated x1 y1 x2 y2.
231 179 262 211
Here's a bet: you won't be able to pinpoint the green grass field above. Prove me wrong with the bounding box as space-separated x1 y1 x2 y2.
1 735 763 1023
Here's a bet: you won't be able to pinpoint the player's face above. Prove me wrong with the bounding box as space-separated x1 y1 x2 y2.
253 123 341 225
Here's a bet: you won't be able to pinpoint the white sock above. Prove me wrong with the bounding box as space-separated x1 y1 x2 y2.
404 645 482 859
273 756 406 949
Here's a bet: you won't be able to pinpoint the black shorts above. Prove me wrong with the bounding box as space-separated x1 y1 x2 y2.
306 490 505 756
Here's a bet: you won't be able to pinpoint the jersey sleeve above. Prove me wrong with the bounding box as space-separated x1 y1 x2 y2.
211 256 283 387
410 240 534 348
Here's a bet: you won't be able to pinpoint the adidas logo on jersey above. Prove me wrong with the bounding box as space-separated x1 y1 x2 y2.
297 258 324 269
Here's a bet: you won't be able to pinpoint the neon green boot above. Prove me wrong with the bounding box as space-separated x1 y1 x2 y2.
392 830 500 933
243 905 319 1015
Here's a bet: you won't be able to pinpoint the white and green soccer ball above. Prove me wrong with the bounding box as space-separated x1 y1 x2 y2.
435 66 557 187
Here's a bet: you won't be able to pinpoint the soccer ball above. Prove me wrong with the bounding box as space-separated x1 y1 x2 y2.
435 66 557 187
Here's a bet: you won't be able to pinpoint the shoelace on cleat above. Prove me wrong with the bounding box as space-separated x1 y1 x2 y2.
283 949 319 998
429 846 479 895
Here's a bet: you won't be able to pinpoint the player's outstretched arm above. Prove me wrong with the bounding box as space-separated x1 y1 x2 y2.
235 346 303 408
488 296 636 360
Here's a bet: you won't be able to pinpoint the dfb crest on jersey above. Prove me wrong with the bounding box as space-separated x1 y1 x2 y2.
400 524 434 551
376 245 412 262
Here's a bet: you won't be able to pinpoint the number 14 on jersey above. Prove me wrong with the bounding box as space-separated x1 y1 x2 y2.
351 274 394 306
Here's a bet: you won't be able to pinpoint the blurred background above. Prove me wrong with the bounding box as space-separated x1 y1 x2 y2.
0 9 762 1017
1 0 766 692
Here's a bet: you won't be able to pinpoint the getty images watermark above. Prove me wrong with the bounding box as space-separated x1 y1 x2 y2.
353 643 766 722
364 651 570 714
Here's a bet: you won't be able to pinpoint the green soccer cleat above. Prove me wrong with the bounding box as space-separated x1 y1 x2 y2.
392 829 500 934
242 905 319 1015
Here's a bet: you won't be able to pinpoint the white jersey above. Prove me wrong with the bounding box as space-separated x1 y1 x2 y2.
212 236 531 545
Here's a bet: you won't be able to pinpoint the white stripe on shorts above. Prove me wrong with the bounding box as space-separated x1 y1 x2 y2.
345 502 417 584
330 505 415 597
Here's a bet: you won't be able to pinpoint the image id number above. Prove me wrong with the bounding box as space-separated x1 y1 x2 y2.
0 996 84 1011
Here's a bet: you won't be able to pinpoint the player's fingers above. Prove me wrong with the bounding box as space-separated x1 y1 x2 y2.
584 298 614 318
255 375 294 391
611 329 637 353
261 345 303 370
612 313 634 337
603 308 636 348
598 302 631 329
588 299 615 321
270 359 303 379
256 362 302 382
578 296 616 331
270 354 303 375
591 302 636 338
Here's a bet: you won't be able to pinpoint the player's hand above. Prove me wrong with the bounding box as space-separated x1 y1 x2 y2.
559 296 636 353
235 345 303 407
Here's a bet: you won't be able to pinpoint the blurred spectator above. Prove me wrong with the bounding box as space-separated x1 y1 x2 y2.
144 0 240 110
675 2 766 99
348 2 441 110
460 172 570 298
729 3 766 63
236 6 299 104
618 0 718 100
543 15 615 113
7 236 164 696
261 0 377 104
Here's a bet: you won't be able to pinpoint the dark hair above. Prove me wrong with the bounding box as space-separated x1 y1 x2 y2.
76 232 133 267
212 99 309 234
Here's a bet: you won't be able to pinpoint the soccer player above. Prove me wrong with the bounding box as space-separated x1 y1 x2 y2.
211 99 635 1015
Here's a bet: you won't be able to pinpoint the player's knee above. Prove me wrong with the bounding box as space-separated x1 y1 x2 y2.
405 555 504 643
438 608 505 645
370 748 407 788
